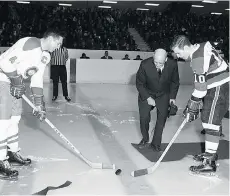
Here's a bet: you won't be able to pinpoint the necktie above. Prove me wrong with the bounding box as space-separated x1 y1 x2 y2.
157 69 162 77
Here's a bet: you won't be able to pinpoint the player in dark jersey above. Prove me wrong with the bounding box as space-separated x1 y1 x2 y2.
170 35 229 176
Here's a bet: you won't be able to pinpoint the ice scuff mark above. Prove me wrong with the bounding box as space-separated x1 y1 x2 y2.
46 106 61 110
67 102 96 113
57 113 73 117
81 113 112 128
119 116 139 124
27 155 68 162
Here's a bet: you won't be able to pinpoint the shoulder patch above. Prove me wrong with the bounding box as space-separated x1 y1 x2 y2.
41 51 51 65
23 37 41 51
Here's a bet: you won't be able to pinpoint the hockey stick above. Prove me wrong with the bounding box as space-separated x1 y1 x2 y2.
131 119 187 177
22 95 115 170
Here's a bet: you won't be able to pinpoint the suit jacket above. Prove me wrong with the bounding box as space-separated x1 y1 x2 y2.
136 57 180 112
101 56 113 59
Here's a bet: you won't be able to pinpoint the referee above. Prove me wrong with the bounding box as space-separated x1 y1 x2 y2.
50 45 71 102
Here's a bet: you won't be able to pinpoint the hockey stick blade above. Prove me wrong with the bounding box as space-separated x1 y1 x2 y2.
131 168 149 177
131 119 187 177
22 95 115 170
91 163 116 169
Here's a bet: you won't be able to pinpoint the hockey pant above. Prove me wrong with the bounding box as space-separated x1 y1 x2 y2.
201 82 229 154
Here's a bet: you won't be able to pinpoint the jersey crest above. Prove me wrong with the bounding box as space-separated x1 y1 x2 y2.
24 66 38 79
41 51 51 65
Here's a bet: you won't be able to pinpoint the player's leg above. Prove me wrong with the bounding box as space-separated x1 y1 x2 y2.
7 96 31 166
0 81 18 180
191 83 229 176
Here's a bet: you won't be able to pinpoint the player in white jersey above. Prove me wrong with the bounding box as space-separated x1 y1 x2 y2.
170 35 229 176
0 29 63 180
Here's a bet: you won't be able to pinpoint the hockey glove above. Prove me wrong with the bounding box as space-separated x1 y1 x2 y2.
32 95 46 121
183 96 202 122
9 75 26 99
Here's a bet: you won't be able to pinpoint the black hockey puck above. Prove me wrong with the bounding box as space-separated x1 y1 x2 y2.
115 169 122 175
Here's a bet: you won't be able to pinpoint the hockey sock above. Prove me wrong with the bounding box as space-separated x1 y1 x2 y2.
7 116 21 153
205 134 220 154
0 120 10 160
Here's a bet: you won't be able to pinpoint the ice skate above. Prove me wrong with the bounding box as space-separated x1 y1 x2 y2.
8 151 31 166
0 159 18 181
190 153 218 177
193 152 218 162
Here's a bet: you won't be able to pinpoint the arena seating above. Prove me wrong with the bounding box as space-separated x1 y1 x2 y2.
0 2 229 61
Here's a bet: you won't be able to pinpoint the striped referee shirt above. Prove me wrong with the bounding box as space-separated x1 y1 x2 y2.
50 47 68 65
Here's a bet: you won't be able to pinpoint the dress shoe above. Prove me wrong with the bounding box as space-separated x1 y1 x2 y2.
149 144 162 152
52 96 57 101
65 96 71 102
137 139 149 149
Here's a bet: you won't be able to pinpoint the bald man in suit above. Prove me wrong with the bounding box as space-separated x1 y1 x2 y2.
136 49 180 151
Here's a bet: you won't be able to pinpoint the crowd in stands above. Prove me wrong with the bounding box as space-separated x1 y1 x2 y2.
0 2 229 60
0 2 138 51
128 10 229 60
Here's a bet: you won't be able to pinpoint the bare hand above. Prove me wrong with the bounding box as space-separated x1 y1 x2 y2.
170 99 176 105
147 97 156 106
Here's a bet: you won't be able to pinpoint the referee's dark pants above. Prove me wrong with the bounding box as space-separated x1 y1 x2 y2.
51 65 68 97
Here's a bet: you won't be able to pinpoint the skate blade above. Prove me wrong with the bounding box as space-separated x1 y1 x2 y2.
189 171 218 178
0 175 18 181
10 162 32 167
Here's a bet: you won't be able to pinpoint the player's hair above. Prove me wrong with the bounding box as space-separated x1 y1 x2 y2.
170 35 191 50
43 28 64 39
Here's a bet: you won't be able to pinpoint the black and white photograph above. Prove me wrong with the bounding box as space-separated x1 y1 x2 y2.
0 0 229 195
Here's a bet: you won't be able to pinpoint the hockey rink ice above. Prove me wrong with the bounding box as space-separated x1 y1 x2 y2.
0 83 229 195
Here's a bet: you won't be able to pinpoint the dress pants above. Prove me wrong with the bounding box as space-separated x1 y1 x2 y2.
138 94 169 146
51 65 68 97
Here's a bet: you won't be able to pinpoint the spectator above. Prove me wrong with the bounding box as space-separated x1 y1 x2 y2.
101 51 113 59
80 53 90 59
134 55 143 60
122 54 130 60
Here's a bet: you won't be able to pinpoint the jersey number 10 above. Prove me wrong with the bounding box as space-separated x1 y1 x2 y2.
194 74 206 83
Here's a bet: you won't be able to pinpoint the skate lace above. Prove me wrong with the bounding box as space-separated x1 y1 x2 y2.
3 159 11 169
14 148 22 157
13 151 24 161
15 151 21 157
196 163 206 169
